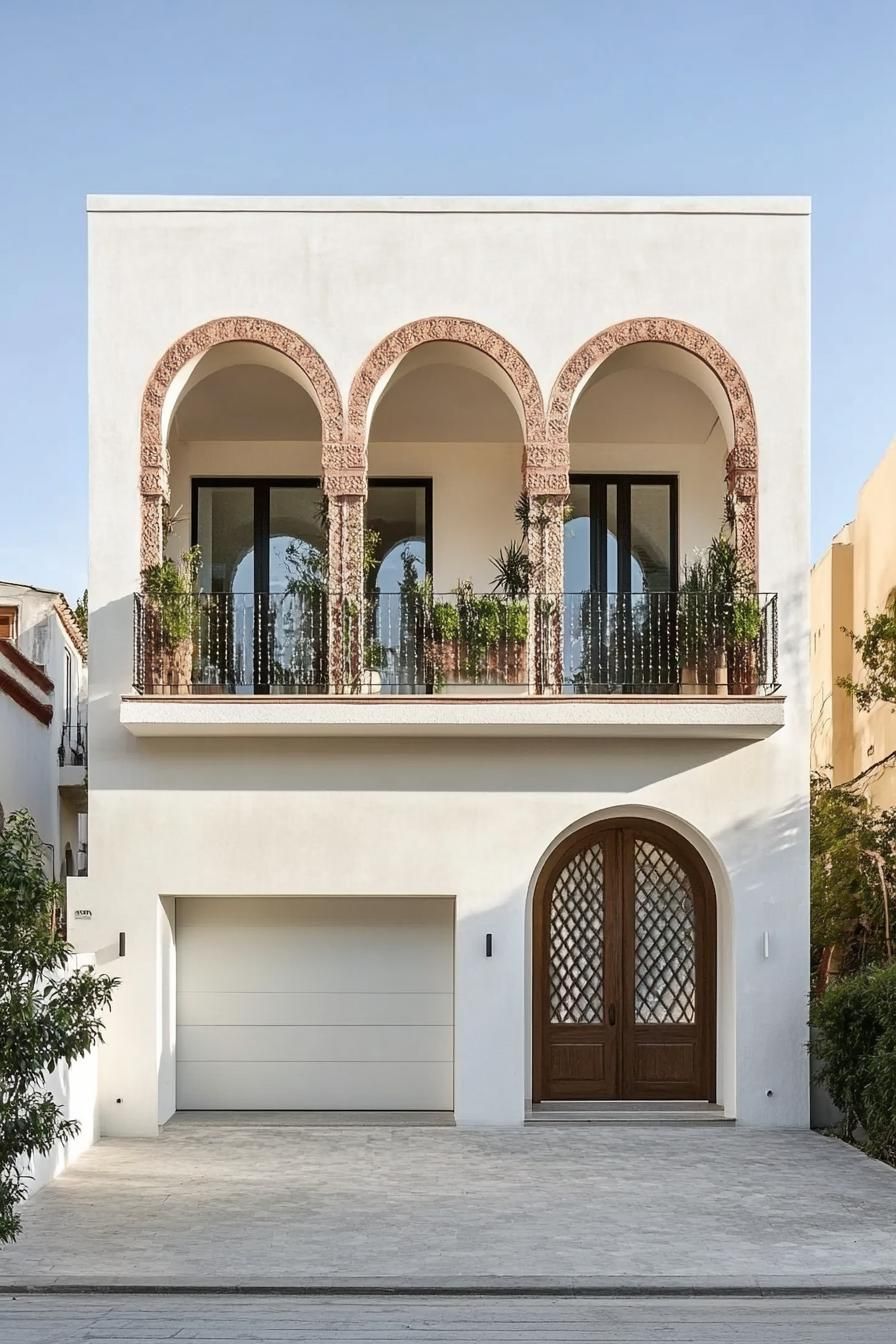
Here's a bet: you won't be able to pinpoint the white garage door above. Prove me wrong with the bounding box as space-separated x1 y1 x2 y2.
176 897 454 1111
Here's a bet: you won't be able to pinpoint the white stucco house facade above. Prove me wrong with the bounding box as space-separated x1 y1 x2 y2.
80 195 810 1136
0 582 93 1191
0 581 87 883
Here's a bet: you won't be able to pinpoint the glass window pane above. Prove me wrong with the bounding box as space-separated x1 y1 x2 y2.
549 843 605 1024
269 486 326 691
564 483 591 593
366 484 429 592
634 839 696 1024
196 486 255 594
606 484 619 594
630 484 672 593
366 484 429 695
270 486 326 594
195 485 256 692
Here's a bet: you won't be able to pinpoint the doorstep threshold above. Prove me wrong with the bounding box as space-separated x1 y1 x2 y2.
526 1101 731 1125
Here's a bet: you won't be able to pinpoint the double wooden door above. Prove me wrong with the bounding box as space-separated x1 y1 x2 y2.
533 820 716 1102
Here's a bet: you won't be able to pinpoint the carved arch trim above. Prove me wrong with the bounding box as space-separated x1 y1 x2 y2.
139 316 343 569
547 317 759 577
345 316 550 483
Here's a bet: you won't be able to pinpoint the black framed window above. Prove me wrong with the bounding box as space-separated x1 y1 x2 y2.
365 479 433 694
192 477 325 595
565 475 678 595
564 476 679 694
365 479 433 593
192 478 326 692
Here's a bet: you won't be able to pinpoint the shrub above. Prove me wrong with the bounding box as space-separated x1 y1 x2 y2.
142 546 201 650
811 773 895 985
811 962 896 1162
0 811 117 1242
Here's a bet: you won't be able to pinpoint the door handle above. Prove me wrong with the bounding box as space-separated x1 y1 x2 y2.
608 1004 617 1027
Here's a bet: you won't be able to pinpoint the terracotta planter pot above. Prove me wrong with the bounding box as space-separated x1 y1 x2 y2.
142 608 193 694
431 637 528 687
680 662 709 696
680 652 730 697
712 650 729 697
729 648 759 696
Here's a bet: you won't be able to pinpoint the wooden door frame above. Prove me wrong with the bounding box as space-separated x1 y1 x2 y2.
532 817 717 1104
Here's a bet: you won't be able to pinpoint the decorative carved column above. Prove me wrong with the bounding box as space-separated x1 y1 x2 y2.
727 455 758 583
323 448 367 693
526 449 569 694
139 465 168 573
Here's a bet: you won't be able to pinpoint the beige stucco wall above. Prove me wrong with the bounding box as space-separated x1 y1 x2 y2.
811 443 896 807
810 531 854 785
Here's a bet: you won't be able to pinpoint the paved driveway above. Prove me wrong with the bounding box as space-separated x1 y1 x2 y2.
3 1122 896 1289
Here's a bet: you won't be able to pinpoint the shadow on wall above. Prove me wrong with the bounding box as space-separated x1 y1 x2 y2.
25 1052 99 1198
91 589 762 792
99 732 750 794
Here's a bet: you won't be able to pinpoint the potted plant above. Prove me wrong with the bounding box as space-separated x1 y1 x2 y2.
678 553 713 695
678 509 763 696
730 593 763 694
428 580 528 689
141 545 201 694
285 492 382 693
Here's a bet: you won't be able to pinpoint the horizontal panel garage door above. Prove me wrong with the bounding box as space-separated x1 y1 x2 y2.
176 897 454 1110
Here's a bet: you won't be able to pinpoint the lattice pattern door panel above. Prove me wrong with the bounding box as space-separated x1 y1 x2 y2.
549 844 605 1025
633 839 696 1025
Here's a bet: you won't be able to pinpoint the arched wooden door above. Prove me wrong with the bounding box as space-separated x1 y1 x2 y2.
533 819 716 1102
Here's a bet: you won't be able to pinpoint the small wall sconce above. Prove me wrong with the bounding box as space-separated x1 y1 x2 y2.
118 932 127 958
485 934 493 958
762 930 769 960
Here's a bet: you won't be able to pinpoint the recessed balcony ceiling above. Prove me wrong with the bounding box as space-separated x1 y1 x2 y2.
172 363 322 442
571 368 722 446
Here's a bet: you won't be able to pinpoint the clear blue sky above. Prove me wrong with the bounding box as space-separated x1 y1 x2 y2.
1 0 894 599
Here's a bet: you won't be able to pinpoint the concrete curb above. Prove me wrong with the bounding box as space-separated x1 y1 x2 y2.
4 1276 896 1298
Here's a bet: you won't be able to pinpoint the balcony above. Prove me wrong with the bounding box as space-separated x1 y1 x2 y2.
58 720 87 806
122 589 784 740
58 719 87 767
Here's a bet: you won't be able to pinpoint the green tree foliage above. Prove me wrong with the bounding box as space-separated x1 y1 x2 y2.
840 605 896 711
811 774 895 988
811 962 896 1162
0 812 117 1243
72 590 88 646
141 546 201 649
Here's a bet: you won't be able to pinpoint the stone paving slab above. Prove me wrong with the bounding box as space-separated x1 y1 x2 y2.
2 1124 896 1289
3 1294 896 1343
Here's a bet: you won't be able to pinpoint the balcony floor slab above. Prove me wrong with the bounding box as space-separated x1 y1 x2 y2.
120 694 785 739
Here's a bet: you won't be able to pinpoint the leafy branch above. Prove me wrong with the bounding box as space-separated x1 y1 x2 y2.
0 811 118 1242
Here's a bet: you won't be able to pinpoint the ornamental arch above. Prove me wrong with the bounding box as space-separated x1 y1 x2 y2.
531 810 719 1104
345 316 549 483
139 317 343 571
548 318 759 580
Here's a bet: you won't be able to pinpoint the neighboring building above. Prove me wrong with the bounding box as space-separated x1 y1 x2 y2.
811 441 896 808
81 195 810 1135
0 582 87 885
0 582 93 1193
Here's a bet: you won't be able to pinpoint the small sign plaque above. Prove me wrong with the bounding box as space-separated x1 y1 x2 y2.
74 908 92 920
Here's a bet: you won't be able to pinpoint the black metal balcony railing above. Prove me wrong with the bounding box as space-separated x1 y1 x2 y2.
132 590 779 697
58 720 87 767
560 591 778 695
133 591 328 694
369 590 531 693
